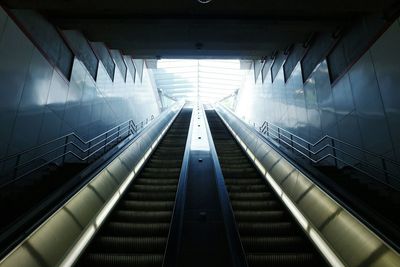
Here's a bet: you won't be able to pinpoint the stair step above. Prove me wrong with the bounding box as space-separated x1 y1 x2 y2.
91 236 167 253
238 222 296 235
126 192 176 201
234 211 287 222
119 200 174 210
131 184 177 192
103 222 170 236
247 253 319 267
241 236 308 252
112 210 172 222
231 200 281 211
81 253 163 267
136 178 178 185
230 192 272 200
227 185 267 192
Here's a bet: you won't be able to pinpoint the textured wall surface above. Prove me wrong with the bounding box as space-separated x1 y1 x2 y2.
235 19 400 167
0 7 161 161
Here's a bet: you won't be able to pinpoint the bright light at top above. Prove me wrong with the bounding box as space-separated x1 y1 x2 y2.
154 59 247 103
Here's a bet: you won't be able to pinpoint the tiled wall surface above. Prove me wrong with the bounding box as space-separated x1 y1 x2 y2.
235 18 400 167
0 7 161 161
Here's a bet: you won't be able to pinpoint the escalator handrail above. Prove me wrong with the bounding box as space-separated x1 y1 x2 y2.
202 107 248 267
162 106 194 267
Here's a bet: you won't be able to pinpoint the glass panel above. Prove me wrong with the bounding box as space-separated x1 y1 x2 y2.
154 59 247 103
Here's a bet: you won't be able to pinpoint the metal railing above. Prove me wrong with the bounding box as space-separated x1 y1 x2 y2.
0 115 155 189
258 120 400 190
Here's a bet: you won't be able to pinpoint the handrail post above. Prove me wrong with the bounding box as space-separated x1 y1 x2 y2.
331 139 338 167
266 122 269 137
128 121 132 135
260 121 266 131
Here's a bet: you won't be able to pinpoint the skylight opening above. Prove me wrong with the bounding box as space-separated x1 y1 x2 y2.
154 59 247 103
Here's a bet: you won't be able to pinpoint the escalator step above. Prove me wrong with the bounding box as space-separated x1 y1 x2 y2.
112 210 171 222
229 192 272 200
246 253 318 267
223 172 260 178
136 178 178 185
81 253 163 267
91 236 166 253
131 184 177 192
126 192 176 201
231 200 281 210
224 179 263 185
238 222 296 235
234 211 287 222
140 172 180 179
119 200 174 210
144 168 181 173
227 185 267 192
241 236 308 252
103 222 170 236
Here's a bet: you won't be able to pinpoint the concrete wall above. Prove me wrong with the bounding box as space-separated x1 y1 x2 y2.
0 6 161 162
235 18 400 168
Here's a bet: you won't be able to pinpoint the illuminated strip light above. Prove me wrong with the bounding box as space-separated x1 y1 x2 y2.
254 158 266 176
224 116 345 267
134 158 146 174
310 228 344 267
247 149 255 161
265 172 282 196
95 192 121 227
60 225 96 267
145 147 152 159
119 170 136 194
281 193 308 229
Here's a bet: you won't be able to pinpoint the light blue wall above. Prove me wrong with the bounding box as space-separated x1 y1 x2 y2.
235 19 400 167
0 7 161 161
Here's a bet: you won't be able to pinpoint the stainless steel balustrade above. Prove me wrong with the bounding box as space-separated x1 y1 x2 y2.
0 102 183 267
215 103 400 267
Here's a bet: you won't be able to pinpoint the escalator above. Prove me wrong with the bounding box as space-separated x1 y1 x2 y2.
76 108 192 267
206 110 327 267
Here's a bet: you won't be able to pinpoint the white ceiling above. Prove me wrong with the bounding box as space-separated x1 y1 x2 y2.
154 59 247 103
